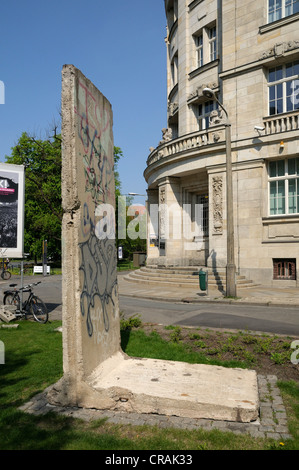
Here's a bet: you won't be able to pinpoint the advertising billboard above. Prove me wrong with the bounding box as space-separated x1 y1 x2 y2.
0 163 25 258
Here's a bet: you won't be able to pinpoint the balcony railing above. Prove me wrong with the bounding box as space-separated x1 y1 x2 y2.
147 111 299 168
264 111 299 135
147 125 226 167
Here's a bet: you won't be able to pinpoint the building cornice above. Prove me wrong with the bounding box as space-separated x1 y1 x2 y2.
188 0 204 12
188 59 219 81
259 12 299 34
220 39 299 80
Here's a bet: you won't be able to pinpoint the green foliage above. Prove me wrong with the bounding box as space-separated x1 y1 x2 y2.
0 321 298 449
5 132 62 261
116 194 146 260
169 326 182 343
120 313 142 331
5 132 125 262
113 146 123 200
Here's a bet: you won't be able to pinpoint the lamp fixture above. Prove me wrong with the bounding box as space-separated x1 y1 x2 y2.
202 87 215 99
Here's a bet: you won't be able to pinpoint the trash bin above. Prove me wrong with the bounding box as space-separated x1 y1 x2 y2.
199 269 207 291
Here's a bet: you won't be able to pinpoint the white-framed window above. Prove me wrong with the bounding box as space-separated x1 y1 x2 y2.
268 0 299 23
195 34 203 68
192 23 217 70
268 61 299 115
269 158 299 215
198 101 218 130
208 26 217 62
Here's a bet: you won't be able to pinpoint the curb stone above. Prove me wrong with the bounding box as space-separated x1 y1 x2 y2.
18 375 293 442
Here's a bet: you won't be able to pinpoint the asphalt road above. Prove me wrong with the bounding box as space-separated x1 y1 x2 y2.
119 295 299 336
1 274 299 336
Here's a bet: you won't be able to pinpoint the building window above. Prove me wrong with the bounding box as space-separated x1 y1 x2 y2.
192 23 217 70
268 0 299 23
171 53 178 87
167 0 178 30
273 259 296 280
198 101 218 130
197 195 209 236
195 34 203 68
208 26 217 62
269 158 299 215
268 61 299 115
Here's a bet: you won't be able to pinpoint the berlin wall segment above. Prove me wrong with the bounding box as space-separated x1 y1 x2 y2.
47 65 259 423
47 65 122 408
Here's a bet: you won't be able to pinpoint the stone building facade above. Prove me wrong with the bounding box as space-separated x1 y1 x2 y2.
144 0 299 286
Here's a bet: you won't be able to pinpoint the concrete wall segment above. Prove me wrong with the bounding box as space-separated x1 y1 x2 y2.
60 65 120 394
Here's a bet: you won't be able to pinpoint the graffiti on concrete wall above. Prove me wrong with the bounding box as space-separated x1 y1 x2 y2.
75 80 117 342
75 80 114 206
79 229 117 340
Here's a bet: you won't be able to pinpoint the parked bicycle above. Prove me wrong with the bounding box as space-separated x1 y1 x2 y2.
3 281 48 323
0 260 11 280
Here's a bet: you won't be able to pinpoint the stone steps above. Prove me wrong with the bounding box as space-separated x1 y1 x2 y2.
123 266 258 289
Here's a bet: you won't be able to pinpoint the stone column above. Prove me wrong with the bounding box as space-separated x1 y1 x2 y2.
158 177 182 266
146 188 159 264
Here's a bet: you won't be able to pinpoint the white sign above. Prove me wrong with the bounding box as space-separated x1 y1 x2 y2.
0 163 25 258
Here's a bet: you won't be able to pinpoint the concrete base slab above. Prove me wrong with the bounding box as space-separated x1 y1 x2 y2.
83 352 259 423
0 305 17 323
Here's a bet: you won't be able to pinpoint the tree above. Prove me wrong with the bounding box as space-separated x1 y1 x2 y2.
5 131 124 262
113 146 123 200
6 132 62 262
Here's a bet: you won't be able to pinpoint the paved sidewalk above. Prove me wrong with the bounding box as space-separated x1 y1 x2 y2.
19 374 292 441
117 271 299 307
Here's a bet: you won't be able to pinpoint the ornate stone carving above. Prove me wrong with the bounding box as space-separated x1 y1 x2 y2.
159 128 172 146
187 82 218 102
260 40 299 59
159 187 166 239
162 128 172 142
212 176 223 234
168 102 178 117
160 187 166 204
209 109 225 126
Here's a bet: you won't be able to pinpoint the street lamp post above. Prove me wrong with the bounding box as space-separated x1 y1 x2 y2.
203 87 236 297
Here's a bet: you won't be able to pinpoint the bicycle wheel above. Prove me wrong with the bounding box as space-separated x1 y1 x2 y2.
30 296 48 323
1 270 11 280
3 292 20 308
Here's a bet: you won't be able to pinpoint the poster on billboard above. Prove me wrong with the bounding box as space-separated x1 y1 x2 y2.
0 163 25 259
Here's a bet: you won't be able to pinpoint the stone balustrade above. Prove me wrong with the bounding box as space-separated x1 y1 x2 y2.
147 124 226 167
147 111 299 168
264 111 299 135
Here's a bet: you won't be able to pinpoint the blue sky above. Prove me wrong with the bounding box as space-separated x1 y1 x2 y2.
0 1 167 204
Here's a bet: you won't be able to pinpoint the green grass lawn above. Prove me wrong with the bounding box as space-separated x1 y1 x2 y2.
0 320 298 450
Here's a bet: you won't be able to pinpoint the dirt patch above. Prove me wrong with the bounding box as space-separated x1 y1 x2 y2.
139 323 299 382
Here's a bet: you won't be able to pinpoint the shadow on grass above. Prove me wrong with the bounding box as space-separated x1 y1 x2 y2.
120 329 131 352
0 349 37 406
